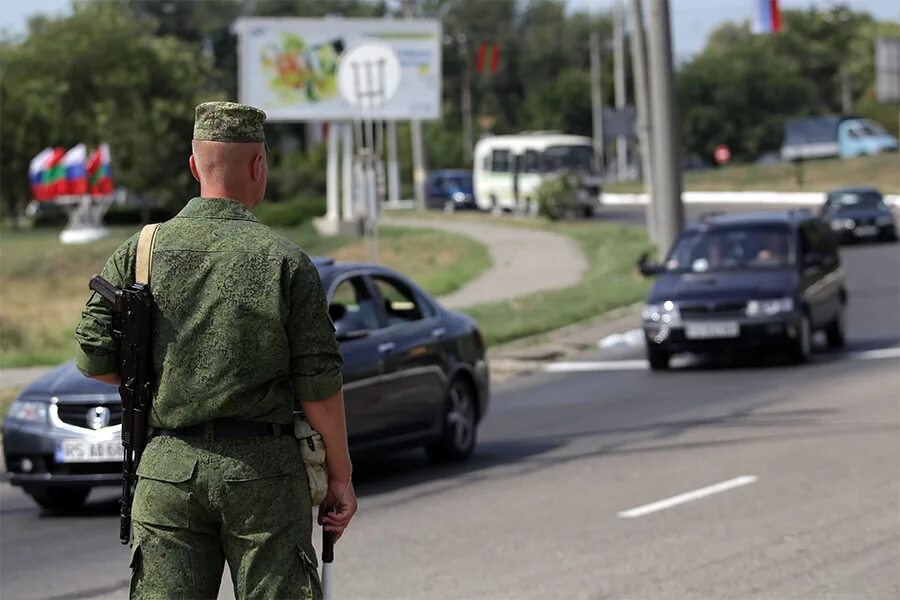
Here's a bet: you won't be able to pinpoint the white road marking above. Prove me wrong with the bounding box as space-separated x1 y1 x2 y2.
844 346 900 361
543 346 900 373
617 475 758 519
544 360 648 372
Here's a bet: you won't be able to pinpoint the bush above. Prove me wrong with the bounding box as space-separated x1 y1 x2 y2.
535 172 583 220
254 195 326 227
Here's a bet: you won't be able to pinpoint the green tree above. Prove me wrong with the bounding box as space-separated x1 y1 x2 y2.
679 23 815 161
1 3 215 225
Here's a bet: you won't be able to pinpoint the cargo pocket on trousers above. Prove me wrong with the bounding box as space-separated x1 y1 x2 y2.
297 544 323 600
132 455 196 528
223 460 296 533
129 543 142 598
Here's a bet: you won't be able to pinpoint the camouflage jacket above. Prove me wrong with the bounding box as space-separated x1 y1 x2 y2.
74 197 343 429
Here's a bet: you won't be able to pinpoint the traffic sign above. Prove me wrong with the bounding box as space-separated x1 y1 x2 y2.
714 144 731 165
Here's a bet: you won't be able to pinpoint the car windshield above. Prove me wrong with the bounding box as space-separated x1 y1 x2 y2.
665 225 794 273
542 145 595 173
439 175 473 192
826 191 884 212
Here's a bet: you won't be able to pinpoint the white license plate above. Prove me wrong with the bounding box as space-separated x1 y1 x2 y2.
854 225 878 237
684 321 740 340
56 439 122 463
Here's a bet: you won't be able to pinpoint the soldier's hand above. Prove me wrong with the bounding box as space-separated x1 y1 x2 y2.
318 479 357 542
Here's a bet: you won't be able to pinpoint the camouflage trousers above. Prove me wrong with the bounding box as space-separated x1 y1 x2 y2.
129 433 321 600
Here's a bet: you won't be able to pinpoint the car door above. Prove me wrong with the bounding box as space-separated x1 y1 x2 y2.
798 221 841 328
369 274 448 437
327 274 385 444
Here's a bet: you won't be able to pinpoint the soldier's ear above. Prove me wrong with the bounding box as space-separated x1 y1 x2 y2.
251 152 265 182
189 154 201 183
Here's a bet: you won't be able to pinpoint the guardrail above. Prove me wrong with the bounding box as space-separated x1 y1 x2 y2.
603 191 900 208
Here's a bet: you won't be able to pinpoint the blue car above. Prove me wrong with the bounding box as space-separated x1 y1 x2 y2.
426 170 478 212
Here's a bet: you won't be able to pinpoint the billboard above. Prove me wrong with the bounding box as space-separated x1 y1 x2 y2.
236 18 442 121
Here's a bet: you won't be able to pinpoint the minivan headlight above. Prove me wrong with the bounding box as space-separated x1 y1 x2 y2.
642 300 681 324
452 191 467 203
876 214 894 226
746 297 794 317
8 399 49 423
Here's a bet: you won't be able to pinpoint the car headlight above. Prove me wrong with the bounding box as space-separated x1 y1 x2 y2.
642 300 681 324
876 215 894 226
746 297 794 317
452 191 467 203
8 399 49 423
831 219 855 230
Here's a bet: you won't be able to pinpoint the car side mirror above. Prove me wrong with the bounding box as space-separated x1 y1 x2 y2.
636 252 663 277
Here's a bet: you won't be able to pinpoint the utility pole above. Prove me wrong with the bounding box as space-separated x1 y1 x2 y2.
646 0 683 252
613 0 628 181
841 65 853 114
459 34 474 164
404 0 427 210
628 0 656 243
590 31 606 177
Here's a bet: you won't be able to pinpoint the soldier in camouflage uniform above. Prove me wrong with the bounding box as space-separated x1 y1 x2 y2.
75 102 358 599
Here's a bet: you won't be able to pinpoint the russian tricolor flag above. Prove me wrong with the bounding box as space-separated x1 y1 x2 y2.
29 147 55 201
752 0 782 34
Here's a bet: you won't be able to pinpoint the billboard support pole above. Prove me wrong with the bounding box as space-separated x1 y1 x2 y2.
341 123 354 222
386 121 400 205
325 122 340 224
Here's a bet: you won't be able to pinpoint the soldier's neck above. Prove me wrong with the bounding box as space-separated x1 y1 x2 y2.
199 185 254 210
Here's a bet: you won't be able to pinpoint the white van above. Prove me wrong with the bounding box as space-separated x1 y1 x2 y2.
472 132 602 214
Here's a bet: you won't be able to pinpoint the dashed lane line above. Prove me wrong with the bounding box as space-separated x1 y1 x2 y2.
617 475 759 519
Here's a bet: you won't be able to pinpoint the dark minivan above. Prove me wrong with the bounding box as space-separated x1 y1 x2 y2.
639 211 846 369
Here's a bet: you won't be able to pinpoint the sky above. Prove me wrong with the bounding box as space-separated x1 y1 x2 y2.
1 0 898 60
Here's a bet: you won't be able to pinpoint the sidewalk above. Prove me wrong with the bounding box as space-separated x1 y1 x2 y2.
382 216 588 309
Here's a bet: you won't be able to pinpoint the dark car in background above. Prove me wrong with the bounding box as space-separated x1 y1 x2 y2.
426 169 478 213
639 211 846 370
3 259 490 509
821 187 897 243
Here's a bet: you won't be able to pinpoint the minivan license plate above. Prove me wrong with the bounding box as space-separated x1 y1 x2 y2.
57 440 121 463
685 321 740 340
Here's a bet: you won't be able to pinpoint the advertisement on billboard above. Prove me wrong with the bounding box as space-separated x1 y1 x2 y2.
236 18 442 121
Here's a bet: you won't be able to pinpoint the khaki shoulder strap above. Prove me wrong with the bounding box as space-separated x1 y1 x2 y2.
135 223 160 286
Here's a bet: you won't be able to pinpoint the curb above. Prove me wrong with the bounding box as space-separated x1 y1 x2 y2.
487 303 643 384
603 191 900 208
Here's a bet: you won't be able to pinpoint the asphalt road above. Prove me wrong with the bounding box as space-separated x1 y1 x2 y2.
2 206 898 600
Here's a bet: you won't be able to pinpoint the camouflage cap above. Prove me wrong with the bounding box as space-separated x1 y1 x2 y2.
193 101 267 144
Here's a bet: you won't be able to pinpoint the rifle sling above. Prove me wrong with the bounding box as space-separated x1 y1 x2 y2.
136 223 160 286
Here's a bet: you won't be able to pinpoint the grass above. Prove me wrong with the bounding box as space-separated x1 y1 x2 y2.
389 211 654 346
605 154 900 194
1 387 23 419
0 223 489 368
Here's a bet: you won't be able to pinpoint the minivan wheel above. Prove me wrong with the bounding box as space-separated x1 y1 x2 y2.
28 487 90 511
790 315 812 364
427 378 477 463
647 347 671 370
825 307 846 349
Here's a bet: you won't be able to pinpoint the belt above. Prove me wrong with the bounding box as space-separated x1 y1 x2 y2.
151 419 289 440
